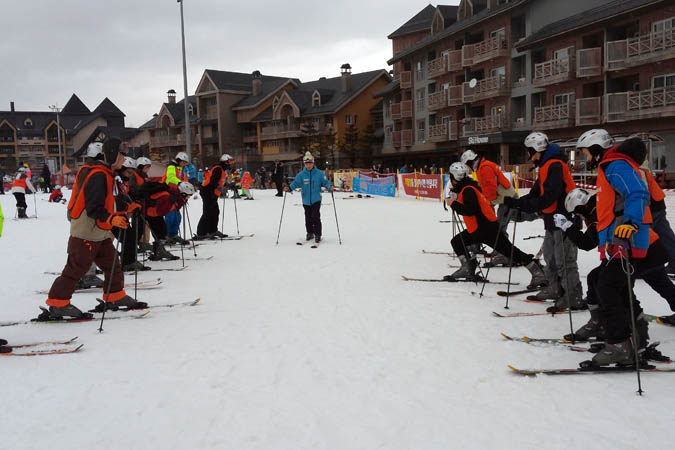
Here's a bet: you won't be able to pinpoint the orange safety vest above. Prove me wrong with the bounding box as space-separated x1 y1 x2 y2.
456 184 497 233
131 171 145 188
67 165 115 230
202 166 225 188
476 159 510 201
145 190 174 217
538 159 576 214
11 175 27 189
641 168 665 202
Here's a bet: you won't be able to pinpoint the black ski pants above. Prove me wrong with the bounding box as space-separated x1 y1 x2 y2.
451 221 532 265
197 192 220 236
13 192 26 209
275 179 283 196
303 201 322 237
113 226 136 266
147 216 168 241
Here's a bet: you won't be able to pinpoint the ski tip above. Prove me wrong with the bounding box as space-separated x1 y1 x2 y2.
192 298 201 305
73 344 85 352
401 275 409 281
492 312 504 318
507 365 518 371
500 333 513 340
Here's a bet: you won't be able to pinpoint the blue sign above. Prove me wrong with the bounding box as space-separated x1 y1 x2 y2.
352 177 396 197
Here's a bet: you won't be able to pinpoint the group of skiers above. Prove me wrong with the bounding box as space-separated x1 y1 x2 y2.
445 129 675 367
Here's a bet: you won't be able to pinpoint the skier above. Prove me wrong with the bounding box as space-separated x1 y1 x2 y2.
273 160 285 196
39 140 147 320
115 156 148 272
41 163 52 194
241 171 254 200
129 156 152 253
161 152 190 245
582 136 669 365
503 132 581 311
11 167 36 218
49 185 64 203
444 162 546 285
195 154 232 239
284 152 333 243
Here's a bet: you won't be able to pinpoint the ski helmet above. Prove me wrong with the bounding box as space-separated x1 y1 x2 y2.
565 188 591 213
102 137 123 164
175 152 189 163
136 157 152 167
122 157 137 170
303 151 314 163
220 154 234 165
86 142 104 159
524 132 549 156
449 162 468 181
460 149 478 167
178 182 195 196
54 185 62 190
576 129 613 150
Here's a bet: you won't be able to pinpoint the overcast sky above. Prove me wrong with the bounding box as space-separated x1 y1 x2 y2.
1 0 458 127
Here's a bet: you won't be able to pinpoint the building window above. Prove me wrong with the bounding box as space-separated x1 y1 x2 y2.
416 120 425 142
553 47 573 61
345 114 352 125
23 118 33 128
490 28 506 39
490 66 506 78
415 60 425 81
385 126 392 144
491 105 505 116
311 117 321 130
312 91 321 107
273 96 279 109
207 97 216 106
652 73 675 90
652 17 675 32
554 92 575 105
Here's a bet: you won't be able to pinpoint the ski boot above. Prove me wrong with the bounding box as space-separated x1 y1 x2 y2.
315 235 322 244
525 260 547 289
167 235 190 246
212 231 228 239
590 338 634 366
0 341 11 354
443 255 480 281
123 261 151 272
306 233 315 242
138 242 153 253
17 207 28 218
149 241 180 261
37 304 93 320
526 286 559 302
483 252 511 268
90 296 147 313
76 274 104 290
563 303 605 341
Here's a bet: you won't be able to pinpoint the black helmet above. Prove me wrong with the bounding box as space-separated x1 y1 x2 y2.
102 137 123 164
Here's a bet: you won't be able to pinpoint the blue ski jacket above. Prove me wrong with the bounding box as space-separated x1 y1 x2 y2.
290 167 331 206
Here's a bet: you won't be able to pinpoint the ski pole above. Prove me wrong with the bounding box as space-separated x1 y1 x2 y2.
330 190 342 245
33 192 38 218
233 193 240 235
178 210 185 268
504 211 519 309
220 194 226 241
99 226 126 332
623 242 644 395
479 212 511 298
276 191 287 245
559 232 576 343
183 204 197 257
133 210 139 300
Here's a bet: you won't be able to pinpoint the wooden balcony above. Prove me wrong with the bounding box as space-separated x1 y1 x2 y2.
260 125 302 139
462 113 508 136
428 90 448 111
392 130 401 147
151 133 197 146
400 71 412 89
242 135 258 143
576 97 602 126
448 85 463 106
447 50 462 72
606 87 675 122
401 129 413 147
427 56 446 79
401 100 413 118
463 74 509 103
533 103 576 130
606 28 675 71
391 102 401 120
576 48 602 78
428 121 458 142
462 35 508 67
533 57 574 87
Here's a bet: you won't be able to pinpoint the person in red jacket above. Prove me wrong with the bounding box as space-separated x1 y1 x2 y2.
241 171 254 200
49 185 64 203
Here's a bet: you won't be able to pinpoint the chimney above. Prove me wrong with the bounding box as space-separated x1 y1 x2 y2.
341 63 352 93
252 70 263 96
10 101 15 112
167 89 176 104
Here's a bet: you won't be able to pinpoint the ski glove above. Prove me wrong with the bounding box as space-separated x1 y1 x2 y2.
502 196 520 209
553 213 574 232
127 202 142 213
614 222 638 239
108 214 129 229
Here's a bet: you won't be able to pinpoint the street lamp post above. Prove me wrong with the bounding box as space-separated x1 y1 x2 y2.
49 104 64 185
178 0 192 163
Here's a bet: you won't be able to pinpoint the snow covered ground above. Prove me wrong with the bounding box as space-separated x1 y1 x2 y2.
1 189 674 450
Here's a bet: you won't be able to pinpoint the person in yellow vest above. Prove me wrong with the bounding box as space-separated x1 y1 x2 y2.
11 167 36 218
503 132 582 311
161 152 190 245
445 162 546 285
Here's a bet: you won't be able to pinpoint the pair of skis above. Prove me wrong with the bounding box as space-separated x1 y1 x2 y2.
0 336 83 357
35 278 163 295
401 275 518 285
297 240 321 249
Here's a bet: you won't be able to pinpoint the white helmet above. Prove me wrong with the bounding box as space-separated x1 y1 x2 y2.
17 167 28 173
524 132 549 153
86 142 104 159
178 182 195 196
576 129 613 150
449 162 468 181
175 152 189 163
54 185 62 190
122 157 137 169
460 149 478 166
565 188 591 213
136 157 152 167
220 154 234 163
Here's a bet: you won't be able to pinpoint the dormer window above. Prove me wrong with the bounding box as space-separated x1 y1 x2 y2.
312 91 321 107
23 118 33 128
273 96 279 110
188 104 194 114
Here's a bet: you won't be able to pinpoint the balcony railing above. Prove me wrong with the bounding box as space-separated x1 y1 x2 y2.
533 57 574 87
576 97 602 126
463 35 508 67
428 121 458 142
447 50 462 72
448 85 463 106
400 71 412 89
462 113 508 136
202 106 218 120
151 134 197 146
402 129 413 147
401 100 413 118
428 90 448 111
427 56 446 79
606 28 675 70
391 103 401 120
576 48 602 78
533 103 576 130
606 87 675 122
260 125 301 139
392 130 401 147
463 74 509 103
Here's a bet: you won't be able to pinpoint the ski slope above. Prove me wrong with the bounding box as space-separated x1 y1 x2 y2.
1 189 674 450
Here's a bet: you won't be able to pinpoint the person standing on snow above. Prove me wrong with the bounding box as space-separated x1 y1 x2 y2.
0 202 8 352
503 132 581 312
38 140 147 320
444 162 546 286
285 152 332 244
273 160 285 197
195 154 232 240
11 167 36 218
161 152 190 245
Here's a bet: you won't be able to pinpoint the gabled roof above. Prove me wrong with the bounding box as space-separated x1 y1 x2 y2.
388 5 437 39
203 69 291 93
232 78 300 109
437 5 459 22
163 96 198 125
139 115 158 129
250 106 273 123
515 0 663 50
94 98 125 117
373 79 400 98
388 0 530 65
61 94 90 114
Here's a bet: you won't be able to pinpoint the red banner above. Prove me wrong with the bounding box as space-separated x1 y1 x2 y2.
400 174 442 199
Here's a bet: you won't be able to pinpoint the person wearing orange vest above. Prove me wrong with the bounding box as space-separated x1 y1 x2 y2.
129 156 152 253
576 134 668 365
37 140 147 320
444 163 546 285
195 154 233 239
640 162 675 276
10 167 36 218
162 152 190 245
504 132 582 311
241 170 254 200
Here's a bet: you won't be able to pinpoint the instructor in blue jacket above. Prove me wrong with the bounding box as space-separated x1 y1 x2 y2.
285 152 332 244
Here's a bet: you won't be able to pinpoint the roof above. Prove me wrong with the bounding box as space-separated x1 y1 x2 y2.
61 94 90 114
388 0 530 65
72 126 139 157
232 77 300 109
438 5 459 22
515 0 663 50
164 96 198 125
204 69 292 93
139 116 158 129
250 106 274 122
373 79 400 98
388 5 436 39
94 98 125 117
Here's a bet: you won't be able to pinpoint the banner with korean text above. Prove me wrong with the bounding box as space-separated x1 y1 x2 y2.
352 174 396 197
398 173 443 199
